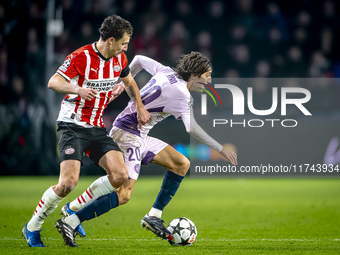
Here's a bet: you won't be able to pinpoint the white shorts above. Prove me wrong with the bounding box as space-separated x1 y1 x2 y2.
110 127 168 180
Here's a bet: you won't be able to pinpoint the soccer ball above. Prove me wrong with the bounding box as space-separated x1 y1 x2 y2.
167 217 197 246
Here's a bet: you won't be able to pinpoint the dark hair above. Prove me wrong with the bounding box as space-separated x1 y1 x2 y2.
174 51 212 82
99 15 133 41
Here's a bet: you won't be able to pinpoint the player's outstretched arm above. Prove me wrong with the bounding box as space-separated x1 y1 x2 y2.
129 55 164 77
181 114 238 165
48 73 98 100
121 73 151 127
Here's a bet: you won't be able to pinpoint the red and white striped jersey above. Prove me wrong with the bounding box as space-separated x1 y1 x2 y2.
56 43 129 127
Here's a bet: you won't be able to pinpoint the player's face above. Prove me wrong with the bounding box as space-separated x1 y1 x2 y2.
200 69 212 84
190 69 212 92
110 33 130 57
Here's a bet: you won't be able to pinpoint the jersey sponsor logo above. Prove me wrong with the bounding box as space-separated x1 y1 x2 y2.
84 80 117 92
113 64 121 72
91 68 98 73
65 147 75 155
60 58 71 72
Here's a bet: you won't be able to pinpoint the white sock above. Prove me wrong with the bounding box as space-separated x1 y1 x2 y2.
148 207 162 218
69 175 115 212
27 187 63 231
64 214 81 230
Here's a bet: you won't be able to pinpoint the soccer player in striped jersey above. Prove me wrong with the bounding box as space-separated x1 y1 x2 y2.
22 15 151 247
56 52 237 246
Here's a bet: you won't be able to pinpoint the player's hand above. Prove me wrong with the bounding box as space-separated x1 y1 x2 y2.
219 145 238 165
77 87 99 100
137 107 151 128
108 83 125 104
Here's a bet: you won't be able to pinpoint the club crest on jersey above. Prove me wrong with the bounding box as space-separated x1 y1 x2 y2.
65 147 75 155
134 164 140 174
113 64 121 72
60 58 71 72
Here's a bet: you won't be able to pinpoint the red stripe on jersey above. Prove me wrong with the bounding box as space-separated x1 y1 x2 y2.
86 189 93 199
81 98 96 124
81 195 86 203
99 90 112 126
40 200 44 204
77 197 82 204
38 203 42 208
103 61 111 79
73 95 82 114
78 75 85 88
35 209 37 213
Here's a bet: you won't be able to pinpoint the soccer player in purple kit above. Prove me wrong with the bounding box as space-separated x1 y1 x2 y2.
55 52 237 247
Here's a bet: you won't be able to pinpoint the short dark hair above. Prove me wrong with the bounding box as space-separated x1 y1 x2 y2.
99 15 133 41
174 52 212 82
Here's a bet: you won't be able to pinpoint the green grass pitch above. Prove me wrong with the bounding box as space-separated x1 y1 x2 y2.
0 176 339 254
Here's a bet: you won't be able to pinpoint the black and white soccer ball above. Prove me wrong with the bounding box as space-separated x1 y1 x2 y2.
167 217 197 246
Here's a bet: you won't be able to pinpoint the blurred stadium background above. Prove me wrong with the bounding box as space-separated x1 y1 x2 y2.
0 0 339 176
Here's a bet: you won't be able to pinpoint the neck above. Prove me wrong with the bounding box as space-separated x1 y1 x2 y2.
187 81 191 91
96 39 111 59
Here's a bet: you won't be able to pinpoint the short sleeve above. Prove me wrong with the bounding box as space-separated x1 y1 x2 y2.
120 65 130 78
119 52 130 78
57 53 85 81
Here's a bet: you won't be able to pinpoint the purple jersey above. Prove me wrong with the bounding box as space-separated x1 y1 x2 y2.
112 60 191 142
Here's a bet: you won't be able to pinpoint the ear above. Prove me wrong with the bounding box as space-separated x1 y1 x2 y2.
109 37 115 44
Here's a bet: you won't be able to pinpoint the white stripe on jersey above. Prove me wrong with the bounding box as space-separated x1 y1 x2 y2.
118 54 122 67
109 58 114 78
99 59 105 80
90 58 105 125
97 96 108 126
57 70 71 81
91 95 100 126
84 50 91 80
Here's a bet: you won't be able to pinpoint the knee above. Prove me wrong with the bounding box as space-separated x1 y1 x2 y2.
108 167 129 189
118 194 131 205
115 168 129 184
117 191 131 206
55 180 77 197
173 157 190 176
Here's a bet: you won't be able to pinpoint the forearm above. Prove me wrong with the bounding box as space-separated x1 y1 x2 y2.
125 84 140 103
123 75 144 110
182 114 223 152
48 73 79 94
